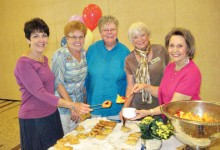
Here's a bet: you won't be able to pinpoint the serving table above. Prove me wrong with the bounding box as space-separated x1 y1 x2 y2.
48 117 192 150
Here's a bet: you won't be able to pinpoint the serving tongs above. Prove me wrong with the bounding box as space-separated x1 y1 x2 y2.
90 103 103 110
90 100 112 110
125 92 134 99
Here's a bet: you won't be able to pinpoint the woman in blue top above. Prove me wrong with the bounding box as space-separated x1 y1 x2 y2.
52 21 88 134
86 15 130 121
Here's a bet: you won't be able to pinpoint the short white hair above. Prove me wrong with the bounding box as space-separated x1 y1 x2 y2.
128 22 151 42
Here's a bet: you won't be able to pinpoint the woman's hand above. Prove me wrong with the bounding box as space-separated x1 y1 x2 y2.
73 102 92 115
130 109 148 120
132 83 148 93
70 109 80 122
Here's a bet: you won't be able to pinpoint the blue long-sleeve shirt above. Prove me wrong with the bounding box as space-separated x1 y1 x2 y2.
85 40 130 116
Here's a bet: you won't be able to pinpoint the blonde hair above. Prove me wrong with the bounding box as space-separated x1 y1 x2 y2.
98 15 119 32
128 22 151 42
64 21 87 37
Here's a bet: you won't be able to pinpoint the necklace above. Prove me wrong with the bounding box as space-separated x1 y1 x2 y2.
175 58 189 71
24 51 45 63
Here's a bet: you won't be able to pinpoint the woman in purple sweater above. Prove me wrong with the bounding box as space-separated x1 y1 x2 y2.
14 18 92 150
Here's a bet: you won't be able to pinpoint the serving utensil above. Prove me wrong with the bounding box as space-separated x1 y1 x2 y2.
125 92 134 99
91 100 112 110
90 103 102 107
91 106 103 110
90 103 103 110
122 116 126 127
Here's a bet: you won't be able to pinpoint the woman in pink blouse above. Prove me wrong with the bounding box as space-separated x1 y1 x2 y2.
130 28 201 120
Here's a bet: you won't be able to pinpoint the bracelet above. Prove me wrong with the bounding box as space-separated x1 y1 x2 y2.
150 109 154 116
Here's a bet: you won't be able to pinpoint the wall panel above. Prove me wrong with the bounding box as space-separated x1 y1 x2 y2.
175 0 220 101
0 0 19 99
108 0 175 49
0 0 219 102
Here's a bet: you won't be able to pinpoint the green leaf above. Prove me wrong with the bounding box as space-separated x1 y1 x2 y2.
139 116 174 140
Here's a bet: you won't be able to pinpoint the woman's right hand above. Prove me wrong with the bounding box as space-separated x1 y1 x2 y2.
132 83 148 93
73 102 93 115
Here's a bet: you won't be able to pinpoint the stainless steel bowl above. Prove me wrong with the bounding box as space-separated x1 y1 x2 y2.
161 100 220 149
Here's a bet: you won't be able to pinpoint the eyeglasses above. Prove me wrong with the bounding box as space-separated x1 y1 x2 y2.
67 35 85 41
102 28 117 33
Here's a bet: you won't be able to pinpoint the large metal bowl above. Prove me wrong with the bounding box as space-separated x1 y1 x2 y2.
161 100 220 149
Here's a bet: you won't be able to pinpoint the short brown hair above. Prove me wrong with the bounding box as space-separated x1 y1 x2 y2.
24 18 49 40
98 15 119 33
64 21 87 37
165 28 195 59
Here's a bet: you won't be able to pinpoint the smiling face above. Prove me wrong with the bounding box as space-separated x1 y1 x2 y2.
168 35 188 65
66 30 85 52
100 22 118 46
132 32 149 50
27 31 48 53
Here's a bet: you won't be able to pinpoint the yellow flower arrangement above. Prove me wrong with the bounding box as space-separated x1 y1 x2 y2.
139 116 174 140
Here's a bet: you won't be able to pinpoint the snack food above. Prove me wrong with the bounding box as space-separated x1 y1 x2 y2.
64 134 80 145
95 134 107 140
68 138 80 145
74 125 85 132
125 139 137 145
62 146 73 150
50 118 142 150
116 94 126 103
54 144 73 150
129 132 141 138
102 100 112 108
174 111 220 122
76 133 87 139
80 113 91 121
125 132 141 146
121 126 131 132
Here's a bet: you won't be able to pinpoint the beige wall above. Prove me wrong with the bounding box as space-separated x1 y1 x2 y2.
0 0 219 102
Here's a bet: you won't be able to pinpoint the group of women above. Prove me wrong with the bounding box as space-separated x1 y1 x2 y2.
14 16 201 150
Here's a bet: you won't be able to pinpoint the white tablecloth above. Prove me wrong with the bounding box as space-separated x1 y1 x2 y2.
160 136 184 150
49 117 184 150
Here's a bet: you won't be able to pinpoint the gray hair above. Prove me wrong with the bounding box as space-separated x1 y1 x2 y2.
98 15 119 32
128 22 151 42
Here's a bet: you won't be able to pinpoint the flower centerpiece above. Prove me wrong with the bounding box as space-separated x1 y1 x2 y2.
139 116 174 140
139 116 174 149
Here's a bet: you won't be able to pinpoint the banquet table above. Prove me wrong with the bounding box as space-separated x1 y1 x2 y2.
49 117 220 150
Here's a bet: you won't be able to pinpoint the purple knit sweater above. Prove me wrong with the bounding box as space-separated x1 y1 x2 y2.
14 56 59 119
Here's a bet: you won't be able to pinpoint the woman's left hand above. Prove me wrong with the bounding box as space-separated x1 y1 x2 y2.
130 109 148 120
70 109 80 122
